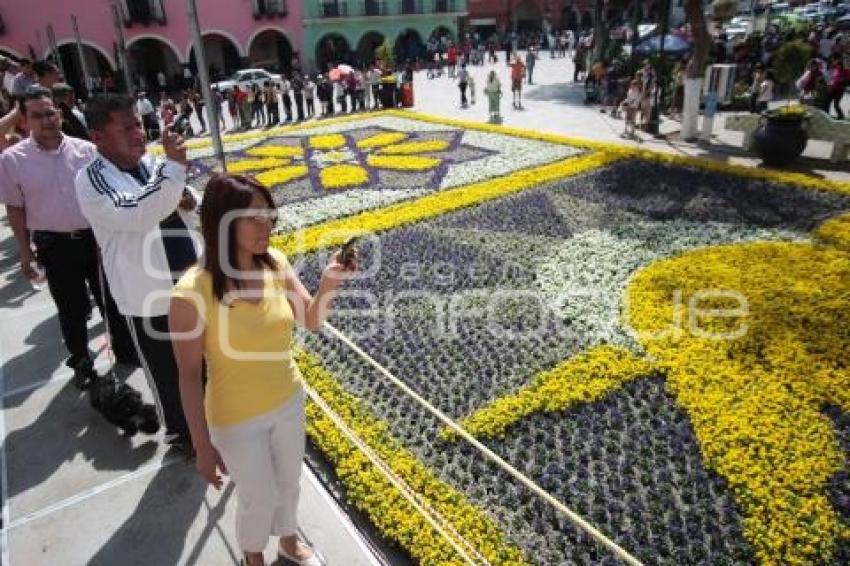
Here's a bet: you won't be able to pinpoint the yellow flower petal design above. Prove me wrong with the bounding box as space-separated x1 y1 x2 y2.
356 132 408 149
320 164 369 190
377 140 451 155
255 165 309 187
245 145 304 158
366 154 441 171
309 134 347 150
226 157 290 173
627 240 850 564
814 212 850 252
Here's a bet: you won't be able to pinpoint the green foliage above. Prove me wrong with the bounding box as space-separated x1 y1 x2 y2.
375 39 394 69
773 40 813 85
711 0 739 23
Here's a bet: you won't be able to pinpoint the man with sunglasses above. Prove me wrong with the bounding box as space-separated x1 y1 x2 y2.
0 87 138 387
75 93 200 453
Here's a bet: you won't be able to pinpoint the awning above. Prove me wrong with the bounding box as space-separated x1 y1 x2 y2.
469 18 497 26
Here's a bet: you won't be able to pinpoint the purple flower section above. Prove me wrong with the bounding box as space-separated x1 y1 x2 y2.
554 160 850 230
826 406 850 564
434 190 574 239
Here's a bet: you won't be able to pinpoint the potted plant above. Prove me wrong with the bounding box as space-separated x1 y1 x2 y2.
753 103 810 166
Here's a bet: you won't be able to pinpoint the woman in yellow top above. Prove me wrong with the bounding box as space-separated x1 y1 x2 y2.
170 174 356 566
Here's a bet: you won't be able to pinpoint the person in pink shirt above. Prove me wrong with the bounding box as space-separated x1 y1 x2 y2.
0 87 137 387
827 57 848 119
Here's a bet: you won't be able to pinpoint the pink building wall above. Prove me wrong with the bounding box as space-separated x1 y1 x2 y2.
0 0 304 67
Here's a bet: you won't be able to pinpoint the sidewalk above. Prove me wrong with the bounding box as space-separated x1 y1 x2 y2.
0 220 381 565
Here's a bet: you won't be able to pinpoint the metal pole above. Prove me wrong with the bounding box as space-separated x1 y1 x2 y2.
110 2 133 94
71 15 93 98
647 0 670 136
186 0 226 172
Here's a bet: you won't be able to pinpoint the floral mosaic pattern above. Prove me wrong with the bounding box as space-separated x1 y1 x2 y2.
176 113 850 565
294 160 850 565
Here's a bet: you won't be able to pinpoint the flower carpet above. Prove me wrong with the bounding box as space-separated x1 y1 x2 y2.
183 112 850 565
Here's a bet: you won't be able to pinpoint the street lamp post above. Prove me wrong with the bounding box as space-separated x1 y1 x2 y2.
646 0 671 136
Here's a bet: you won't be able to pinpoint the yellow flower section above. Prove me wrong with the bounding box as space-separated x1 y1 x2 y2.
320 164 369 190
814 212 850 251
378 140 451 155
273 151 622 255
626 239 850 565
356 132 408 149
309 134 347 150
442 346 655 441
226 157 290 173
255 165 308 187
245 145 305 158
366 154 442 171
296 350 530 566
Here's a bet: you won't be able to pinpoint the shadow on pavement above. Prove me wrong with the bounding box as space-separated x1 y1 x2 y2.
90 464 234 566
3 380 159 501
524 81 587 105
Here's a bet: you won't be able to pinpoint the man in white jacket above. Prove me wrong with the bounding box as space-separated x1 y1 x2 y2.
75 94 200 451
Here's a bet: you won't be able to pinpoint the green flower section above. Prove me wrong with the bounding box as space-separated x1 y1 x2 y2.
627 239 850 565
296 350 530 566
443 346 656 441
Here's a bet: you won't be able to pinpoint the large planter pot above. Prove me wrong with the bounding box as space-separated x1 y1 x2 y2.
753 115 809 167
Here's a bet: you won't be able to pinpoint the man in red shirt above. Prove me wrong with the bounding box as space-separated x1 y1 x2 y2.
447 43 459 78
510 56 527 109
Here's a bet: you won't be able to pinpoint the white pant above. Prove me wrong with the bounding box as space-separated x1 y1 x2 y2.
210 388 306 552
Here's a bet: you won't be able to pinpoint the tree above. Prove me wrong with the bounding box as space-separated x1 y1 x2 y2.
681 0 713 140
593 0 609 63
711 0 739 24
375 39 394 70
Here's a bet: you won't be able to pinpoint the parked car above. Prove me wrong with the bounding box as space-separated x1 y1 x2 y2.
212 68 282 92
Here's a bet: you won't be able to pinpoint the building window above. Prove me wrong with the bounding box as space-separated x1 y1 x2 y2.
121 0 167 27
320 1 348 17
252 0 287 17
401 0 423 14
363 0 388 16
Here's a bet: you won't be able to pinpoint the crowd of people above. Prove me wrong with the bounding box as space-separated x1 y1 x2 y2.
0 52 358 564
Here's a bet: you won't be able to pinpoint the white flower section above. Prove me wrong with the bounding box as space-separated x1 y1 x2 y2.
276 116 457 138
189 139 262 160
439 130 581 190
536 220 803 348
277 188 430 231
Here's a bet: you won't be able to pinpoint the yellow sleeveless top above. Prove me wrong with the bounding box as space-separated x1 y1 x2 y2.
172 248 302 427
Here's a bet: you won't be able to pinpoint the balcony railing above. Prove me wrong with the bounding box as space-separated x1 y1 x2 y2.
252 0 287 18
361 0 389 16
434 0 459 12
120 0 167 27
400 0 424 14
319 1 349 17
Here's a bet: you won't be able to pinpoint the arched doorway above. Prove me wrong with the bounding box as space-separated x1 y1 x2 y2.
431 26 453 43
395 29 424 64
316 34 352 73
356 31 385 68
580 11 593 31
127 37 182 95
248 29 293 76
189 33 241 83
513 0 542 33
57 43 113 98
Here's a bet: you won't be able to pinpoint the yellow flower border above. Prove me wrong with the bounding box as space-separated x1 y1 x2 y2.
442 346 656 441
272 151 621 255
378 139 451 155
297 350 529 566
226 157 290 173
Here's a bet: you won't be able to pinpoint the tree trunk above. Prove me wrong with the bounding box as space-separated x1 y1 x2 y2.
593 0 608 63
682 0 712 140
